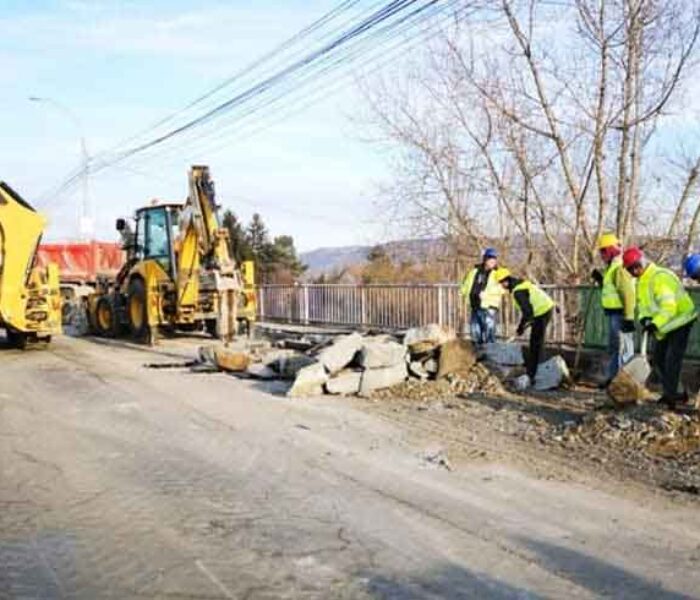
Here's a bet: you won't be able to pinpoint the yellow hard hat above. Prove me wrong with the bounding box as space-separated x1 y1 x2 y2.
494 267 511 282
597 233 620 250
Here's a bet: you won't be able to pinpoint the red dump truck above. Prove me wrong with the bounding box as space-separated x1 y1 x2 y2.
36 241 125 332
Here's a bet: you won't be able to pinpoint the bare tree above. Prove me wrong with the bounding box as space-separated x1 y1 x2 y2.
359 0 700 280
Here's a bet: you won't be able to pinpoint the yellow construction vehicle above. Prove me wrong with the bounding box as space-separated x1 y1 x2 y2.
238 259 257 335
0 182 62 348
88 166 245 342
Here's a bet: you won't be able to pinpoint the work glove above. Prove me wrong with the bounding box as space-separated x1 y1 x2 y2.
516 322 527 336
640 317 657 333
621 320 636 333
590 269 603 286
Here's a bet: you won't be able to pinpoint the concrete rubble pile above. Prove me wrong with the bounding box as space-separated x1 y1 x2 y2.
197 323 570 398
273 323 542 398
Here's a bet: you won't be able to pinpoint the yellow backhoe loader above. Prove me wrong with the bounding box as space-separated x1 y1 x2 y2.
88 166 246 343
0 182 62 348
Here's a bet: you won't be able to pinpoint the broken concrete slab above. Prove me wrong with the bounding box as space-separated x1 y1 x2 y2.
246 363 277 380
287 362 328 398
424 358 438 374
409 361 429 380
533 356 571 391
318 332 364 375
198 346 251 372
437 339 477 379
358 340 406 369
274 354 317 380
403 324 454 354
482 342 524 366
359 362 408 396
325 369 363 395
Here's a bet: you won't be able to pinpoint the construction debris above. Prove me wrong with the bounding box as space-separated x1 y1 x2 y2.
436 339 477 379
533 356 571 391
198 346 251 372
403 324 454 353
325 369 363 395
287 362 328 397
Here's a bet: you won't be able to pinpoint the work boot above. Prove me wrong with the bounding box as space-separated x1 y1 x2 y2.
598 378 612 391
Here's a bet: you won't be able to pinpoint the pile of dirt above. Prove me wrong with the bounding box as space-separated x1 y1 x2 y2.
370 363 507 400
554 405 700 458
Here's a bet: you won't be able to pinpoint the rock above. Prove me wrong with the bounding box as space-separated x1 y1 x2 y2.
318 332 364 375
359 362 408 396
512 374 530 391
424 358 438 374
482 342 524 366
274 353 317 380
198 346 250 372
246 363 277 380
533 356 570 391
409 361 429 380
287 362 328 398
325 370 363 395
403 324 454 353
358 340 406 369
436 339 477 379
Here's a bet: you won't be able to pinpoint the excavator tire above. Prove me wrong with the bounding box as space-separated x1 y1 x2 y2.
6 329 28 350
205 318 218 338
94 297 115 337
127 278 149 342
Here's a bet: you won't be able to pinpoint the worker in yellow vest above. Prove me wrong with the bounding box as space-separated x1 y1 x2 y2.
494 268 555 386
459 248 503 345
591 233 636 387
623 247 697 409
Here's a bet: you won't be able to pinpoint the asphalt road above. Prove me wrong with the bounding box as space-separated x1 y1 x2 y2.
1 335 699 599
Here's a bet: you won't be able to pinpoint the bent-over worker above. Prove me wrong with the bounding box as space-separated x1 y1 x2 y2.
494 268 555 387
459 248 503 345
623 247 697 409
591 233 636 386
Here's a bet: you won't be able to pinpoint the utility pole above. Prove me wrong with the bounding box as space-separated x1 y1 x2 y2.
29 96 92 240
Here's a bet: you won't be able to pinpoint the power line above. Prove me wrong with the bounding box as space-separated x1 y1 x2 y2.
42 0 461 205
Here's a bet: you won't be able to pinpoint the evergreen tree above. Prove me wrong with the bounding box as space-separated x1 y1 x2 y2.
246 213 270 259
270 235 307 277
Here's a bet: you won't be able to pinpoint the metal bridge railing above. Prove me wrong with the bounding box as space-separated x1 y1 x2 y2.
257 283 584 345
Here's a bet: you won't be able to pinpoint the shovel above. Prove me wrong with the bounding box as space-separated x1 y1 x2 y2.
607 330 651 405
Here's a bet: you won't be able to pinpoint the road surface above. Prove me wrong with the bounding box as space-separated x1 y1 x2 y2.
1 335 699 599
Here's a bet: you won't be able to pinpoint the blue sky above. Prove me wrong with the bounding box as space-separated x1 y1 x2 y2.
0 0 393 251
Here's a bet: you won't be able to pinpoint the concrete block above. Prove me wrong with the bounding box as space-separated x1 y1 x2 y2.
287 362 328 398
318 332 364 375
358 340 406 369
359 362 408 395
325 369 362 395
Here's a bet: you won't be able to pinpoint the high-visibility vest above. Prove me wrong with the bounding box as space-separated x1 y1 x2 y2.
601 257 624 310
637 263 696 340
460 267 503 310
512 280 555 317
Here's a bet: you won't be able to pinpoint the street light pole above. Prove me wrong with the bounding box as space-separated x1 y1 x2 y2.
29 96 92 240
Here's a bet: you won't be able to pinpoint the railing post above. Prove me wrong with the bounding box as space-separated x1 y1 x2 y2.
361 287 367 327
303 284 310 325
258 287 265 320
437 285 444 327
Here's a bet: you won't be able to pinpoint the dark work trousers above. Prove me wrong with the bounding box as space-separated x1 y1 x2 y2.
527 310 552 381
652 321 694 399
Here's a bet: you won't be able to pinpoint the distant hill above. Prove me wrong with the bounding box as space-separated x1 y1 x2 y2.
300 238 451 279
300 245 371 278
